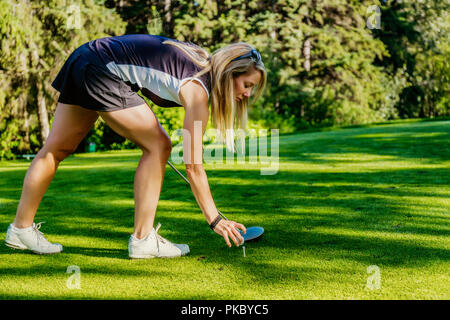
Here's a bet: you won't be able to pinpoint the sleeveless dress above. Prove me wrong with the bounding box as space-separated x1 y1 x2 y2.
51 34 211 112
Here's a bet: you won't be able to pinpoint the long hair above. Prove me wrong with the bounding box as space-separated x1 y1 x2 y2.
163 39 267 152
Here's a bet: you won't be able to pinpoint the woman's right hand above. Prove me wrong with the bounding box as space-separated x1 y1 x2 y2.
212 219 247 247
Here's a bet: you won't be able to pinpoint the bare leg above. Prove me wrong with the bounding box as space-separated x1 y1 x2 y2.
98 104 172 240
13 103 99 228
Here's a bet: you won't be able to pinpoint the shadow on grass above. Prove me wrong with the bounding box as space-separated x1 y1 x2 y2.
4 246 127 259
0 262 171 277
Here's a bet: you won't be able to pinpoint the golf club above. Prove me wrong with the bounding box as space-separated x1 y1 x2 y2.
167 160 264 243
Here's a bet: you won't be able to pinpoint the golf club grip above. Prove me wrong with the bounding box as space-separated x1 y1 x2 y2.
167 161 229 221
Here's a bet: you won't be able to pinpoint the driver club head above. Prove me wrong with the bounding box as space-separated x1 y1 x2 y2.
240 226 264 243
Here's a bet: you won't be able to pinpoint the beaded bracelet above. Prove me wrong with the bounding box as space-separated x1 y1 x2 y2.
209 215 222 230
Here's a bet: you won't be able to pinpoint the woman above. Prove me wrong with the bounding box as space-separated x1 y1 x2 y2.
5 34 267 258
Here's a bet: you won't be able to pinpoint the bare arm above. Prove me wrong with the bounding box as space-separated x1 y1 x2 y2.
179 80 246 247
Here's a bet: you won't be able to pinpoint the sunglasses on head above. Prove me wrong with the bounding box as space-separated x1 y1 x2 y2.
231 49 261 63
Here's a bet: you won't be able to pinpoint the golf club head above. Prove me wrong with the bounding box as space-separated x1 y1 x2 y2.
240 226 264 243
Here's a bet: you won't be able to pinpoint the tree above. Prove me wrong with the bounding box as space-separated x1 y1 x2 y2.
0 0 126 159
377 0 450 118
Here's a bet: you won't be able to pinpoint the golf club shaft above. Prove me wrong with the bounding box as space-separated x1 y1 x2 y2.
166 160 230 221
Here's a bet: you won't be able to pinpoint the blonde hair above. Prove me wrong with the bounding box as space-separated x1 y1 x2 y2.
163 39 267 152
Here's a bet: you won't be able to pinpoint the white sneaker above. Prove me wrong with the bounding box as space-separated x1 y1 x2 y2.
128 223 189 259
5 222 63 255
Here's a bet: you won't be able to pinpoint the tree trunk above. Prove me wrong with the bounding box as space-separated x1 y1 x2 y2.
164 0 171 36
36 81 49 145
303 39 311 72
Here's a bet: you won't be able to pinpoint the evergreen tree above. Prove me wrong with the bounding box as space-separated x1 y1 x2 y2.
377 0 449 118
0 0 125 159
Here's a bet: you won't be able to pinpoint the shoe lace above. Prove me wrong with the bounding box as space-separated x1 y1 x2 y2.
154 223 174 253
33 222 50 246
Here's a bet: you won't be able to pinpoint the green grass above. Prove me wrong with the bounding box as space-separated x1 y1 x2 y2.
0 119 449 299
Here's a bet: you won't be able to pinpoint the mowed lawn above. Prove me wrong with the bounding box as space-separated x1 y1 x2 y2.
0 119 448 299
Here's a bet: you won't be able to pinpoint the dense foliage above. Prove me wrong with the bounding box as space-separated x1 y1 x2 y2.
0 0 125 158
0 0 448 159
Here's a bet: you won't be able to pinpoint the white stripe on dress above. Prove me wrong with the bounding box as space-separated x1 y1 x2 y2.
106 62 209 105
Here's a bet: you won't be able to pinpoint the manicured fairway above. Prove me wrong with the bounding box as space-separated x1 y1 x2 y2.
0 119 449 299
